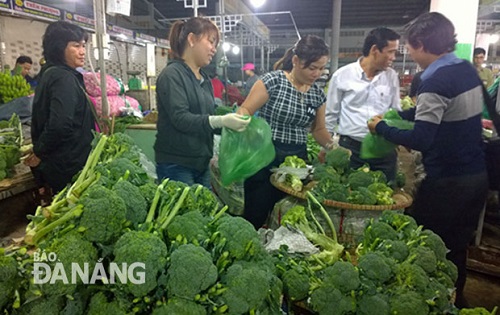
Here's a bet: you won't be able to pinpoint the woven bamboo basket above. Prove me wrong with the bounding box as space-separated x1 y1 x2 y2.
270 174 413 211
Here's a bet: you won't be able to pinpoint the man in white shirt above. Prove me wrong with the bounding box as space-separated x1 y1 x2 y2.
326 27 401 181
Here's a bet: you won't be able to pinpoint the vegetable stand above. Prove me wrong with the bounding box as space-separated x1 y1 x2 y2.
270 174 413 245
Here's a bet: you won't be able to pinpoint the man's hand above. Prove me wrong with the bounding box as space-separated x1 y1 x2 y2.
24 153 41 167
367 115 383 134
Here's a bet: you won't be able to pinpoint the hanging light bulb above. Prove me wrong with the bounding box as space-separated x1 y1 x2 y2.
232 45 240 55
222 42 231 52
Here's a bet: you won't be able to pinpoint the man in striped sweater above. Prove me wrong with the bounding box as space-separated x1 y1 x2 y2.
368 12 488 308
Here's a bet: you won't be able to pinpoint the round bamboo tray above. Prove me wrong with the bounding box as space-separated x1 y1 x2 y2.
270 174 413 210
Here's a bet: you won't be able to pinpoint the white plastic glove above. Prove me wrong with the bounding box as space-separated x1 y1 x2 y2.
209 113 251 132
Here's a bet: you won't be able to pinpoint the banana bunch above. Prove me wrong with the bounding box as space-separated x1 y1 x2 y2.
0 72 32 104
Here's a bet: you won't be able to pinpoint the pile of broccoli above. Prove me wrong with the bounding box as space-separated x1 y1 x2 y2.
0 113 22 181
272 210 492 315
312 147 397 205
0 130 284 314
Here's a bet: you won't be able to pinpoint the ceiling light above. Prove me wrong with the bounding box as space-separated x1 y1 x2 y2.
250 0 266 8
232 46 240 54
222 42 230 52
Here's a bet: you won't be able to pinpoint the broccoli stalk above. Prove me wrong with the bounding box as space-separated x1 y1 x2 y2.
24 204 84 245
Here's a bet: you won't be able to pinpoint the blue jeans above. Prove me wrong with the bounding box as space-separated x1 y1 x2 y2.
156 163 211 188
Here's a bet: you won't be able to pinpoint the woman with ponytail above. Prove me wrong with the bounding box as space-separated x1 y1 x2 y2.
237 35 334 228
155 17 250 187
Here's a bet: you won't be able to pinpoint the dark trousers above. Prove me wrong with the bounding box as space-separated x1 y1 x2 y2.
409 171 488 299
243 142 307 229
339 135 397 182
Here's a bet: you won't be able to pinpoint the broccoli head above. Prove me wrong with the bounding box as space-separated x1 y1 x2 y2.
325 147 351 175
86 292 128 315
281 268 310 301
113 179 148 227
152 298 207 315
348 168 375 190
213 215 264 260
436 258 458 284
378 211 418 237
362 220 399 250
357 252 395 285
367 183 394 205
389 290 429 315
407 246 438 274
423 278 453 313
309 285 355 315
322 260 360 294
166 211 211 245
79 187 127 244
420 229 448 261
347 187 377 205
395 261 430 292
313 180 350 202
0 254 19 310
219 262 278 315
280 155 307 168
167 244 218 299
377 239 409 262
313 164 342 183
357 293 390 315
113 231 168 297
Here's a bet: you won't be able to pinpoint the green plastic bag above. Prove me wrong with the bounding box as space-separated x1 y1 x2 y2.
219 117 276 186
361 109 414 159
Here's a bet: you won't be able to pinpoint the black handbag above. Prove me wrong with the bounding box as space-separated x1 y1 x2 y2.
481 84 500 191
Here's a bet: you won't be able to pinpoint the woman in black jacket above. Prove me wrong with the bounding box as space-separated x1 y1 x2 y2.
25 21 95 194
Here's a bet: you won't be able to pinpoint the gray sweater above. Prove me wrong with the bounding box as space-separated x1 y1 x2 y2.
154 59 216 172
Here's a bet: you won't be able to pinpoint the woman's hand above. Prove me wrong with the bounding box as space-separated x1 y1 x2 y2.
24 153 41 167
367 115 383 134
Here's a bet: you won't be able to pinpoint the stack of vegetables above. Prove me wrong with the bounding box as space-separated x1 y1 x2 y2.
0 71 32 105
274 208 492 315
0 113 22 181
280 147 405 206
0 132 282 314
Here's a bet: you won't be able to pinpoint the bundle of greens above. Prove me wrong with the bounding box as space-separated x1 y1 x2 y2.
0 113 22 180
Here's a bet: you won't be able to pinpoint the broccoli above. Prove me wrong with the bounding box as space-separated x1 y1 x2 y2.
370 170 388 185
348 168 375 190
19 296 65 315
167 244 218 299
309 285 355 315
376 239 409 262
79 187 127 243
378 211 418 238
419 229 448 261
101 157 149 186
38 232 98 297
212 215 264 261
313 180 350 202
321 260 360 294
357 293 390 315
113 179 148 227
395 171 406 188
280 155 307 168
166 211 211 245
459 307 498 315
407 246 438 274
436 258 458 284
152 298 207 315
86 292 128 315
113 231 168 297
139 181 159 206
0 254 19 310
313 164 342 183
281 268 310 301
389 290 429 315
285 173 303 192
423 278 452 312
357 252 395 285
394 261 430 292
347 187 378 205
325 147 351 175
367 183 394 205
219 262 276 315
362 220 399 251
